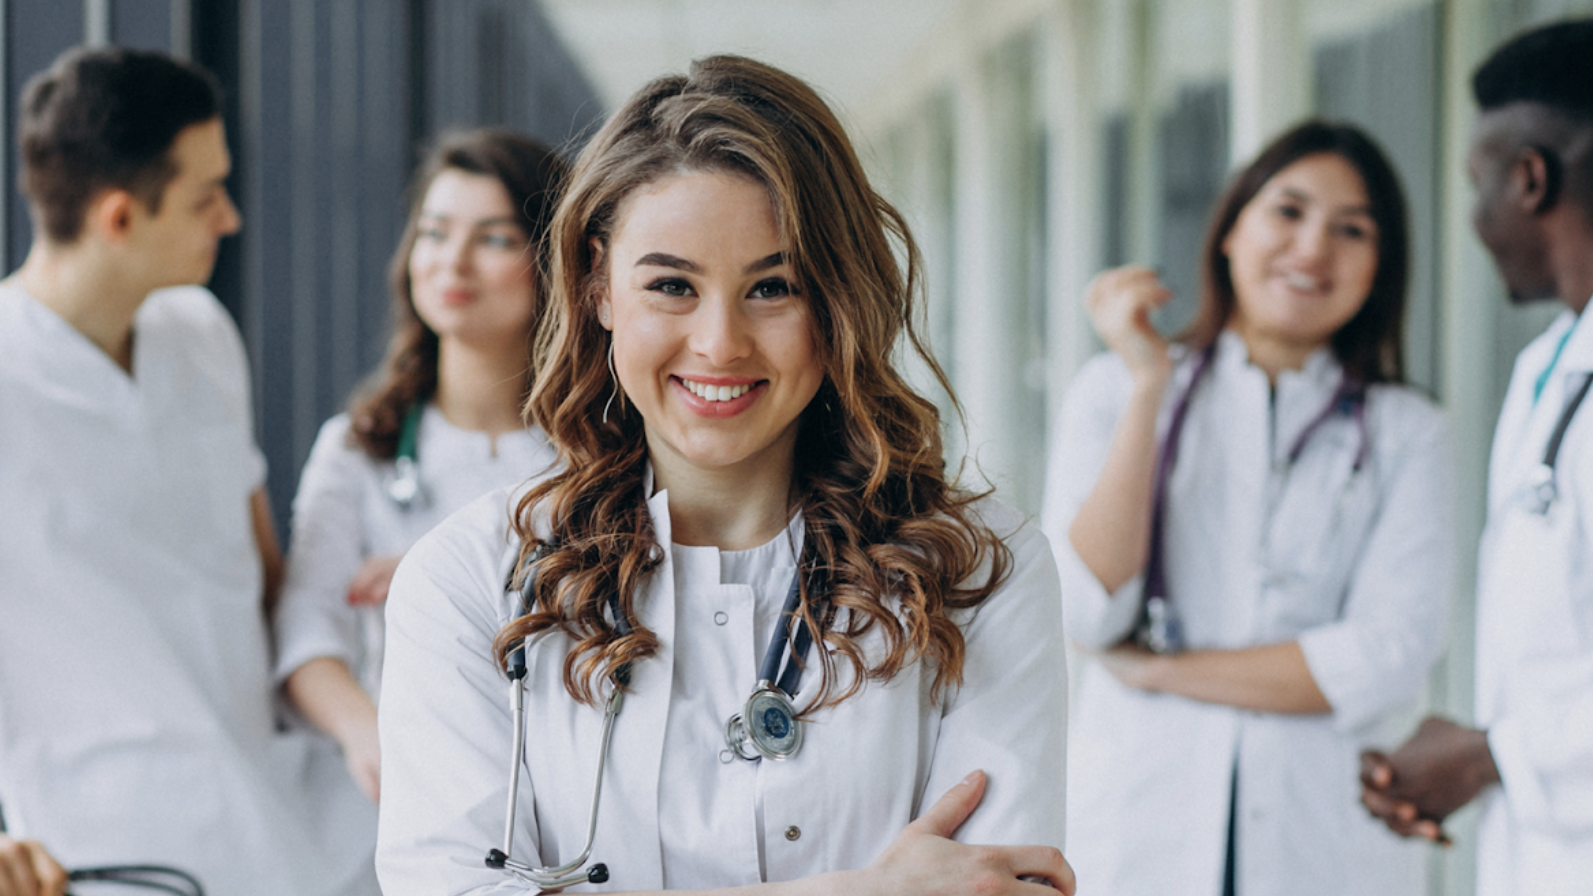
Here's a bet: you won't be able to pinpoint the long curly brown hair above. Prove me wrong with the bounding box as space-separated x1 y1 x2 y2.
347 128 569 458
494 55 1013 712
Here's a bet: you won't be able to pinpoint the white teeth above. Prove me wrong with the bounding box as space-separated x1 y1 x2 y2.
681 378 751 402
1285 272 1324 292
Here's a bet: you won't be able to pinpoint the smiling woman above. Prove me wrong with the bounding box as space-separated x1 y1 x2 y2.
375 54 1073 896
271 129 566 813
1042 120 1455 895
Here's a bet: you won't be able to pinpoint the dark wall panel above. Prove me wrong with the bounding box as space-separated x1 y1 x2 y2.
423 0 604 153
5 2 81 269
111 0 171 50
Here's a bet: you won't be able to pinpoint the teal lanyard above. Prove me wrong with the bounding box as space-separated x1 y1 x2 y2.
397 403 424 461
1534 324 1578 405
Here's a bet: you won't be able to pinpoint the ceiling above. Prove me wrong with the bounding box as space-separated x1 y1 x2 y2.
538 0 967 126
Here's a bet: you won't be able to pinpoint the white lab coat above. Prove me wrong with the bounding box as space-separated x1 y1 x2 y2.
1474 307 1593 894
0 285 376 896
376 478 1068 894
274 407 556 697
1042 331 1452 896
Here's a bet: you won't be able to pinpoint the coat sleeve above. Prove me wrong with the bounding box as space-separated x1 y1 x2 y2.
273 416 369 683
1296 393 1455 733
375 497 542 896
917 511 1068 851
1040 352 1154 649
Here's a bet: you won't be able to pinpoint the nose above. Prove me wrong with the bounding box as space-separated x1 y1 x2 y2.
217 193 242 236
446 233 474 274
1293 217 1331 262
690 295 752 366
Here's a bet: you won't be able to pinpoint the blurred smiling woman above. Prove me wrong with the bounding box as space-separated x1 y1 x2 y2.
376 55 1072 895
1043 121 1454 895
274 129 566 803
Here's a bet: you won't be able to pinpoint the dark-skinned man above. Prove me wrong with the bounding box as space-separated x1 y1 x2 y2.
1360 19 1593 894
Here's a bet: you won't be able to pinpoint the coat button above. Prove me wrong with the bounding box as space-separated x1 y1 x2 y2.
784 825 801 841
713 611 728 626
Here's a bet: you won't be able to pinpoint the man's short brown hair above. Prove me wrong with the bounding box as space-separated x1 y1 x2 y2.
19 45 222 243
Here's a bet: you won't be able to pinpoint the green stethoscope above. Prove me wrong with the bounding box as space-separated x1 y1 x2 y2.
384 404 428 509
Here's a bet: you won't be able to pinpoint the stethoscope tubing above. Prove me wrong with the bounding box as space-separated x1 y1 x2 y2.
1141 343 1369 652
758 573 812 695
490 549 630 890
1529 371 1593 514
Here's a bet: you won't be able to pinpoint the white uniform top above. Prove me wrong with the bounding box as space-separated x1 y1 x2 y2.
1042 330 1453 896
274 407 556 696
0 285 375 896
376 479 1067 894
1475 306 1593 894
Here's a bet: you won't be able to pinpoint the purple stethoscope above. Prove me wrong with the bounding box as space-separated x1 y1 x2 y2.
1137 344 1369 654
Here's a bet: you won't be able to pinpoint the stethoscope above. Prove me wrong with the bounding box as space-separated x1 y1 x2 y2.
485 546 816 891
384 404 428 509
1523 372 1593 515
1138 344 1369 654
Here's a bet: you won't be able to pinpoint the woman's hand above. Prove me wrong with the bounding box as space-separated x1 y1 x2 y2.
347 555 404 606
853 770 1074 896
1095 644 1160 691
0 836 67 896
340 715 383 803
1085 265 1173 387
283 657 382 801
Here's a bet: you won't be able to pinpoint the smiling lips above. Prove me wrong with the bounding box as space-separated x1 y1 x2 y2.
675 376 764 417
681 377 752 401
1282 271 1328 294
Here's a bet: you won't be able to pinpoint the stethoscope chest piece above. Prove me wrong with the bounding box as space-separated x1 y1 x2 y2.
1525 462 1560 516
725 682 803 761
1136 595 1186 655
386 455 429 509
385 403 430 509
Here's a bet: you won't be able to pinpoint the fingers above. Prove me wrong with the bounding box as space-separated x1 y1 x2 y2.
0 837 65 896
908 770 987 841
347 556 401 606
1360 787 1445 842
1359 750 1394 790
1084 266 1173 375
1011 846 1076 895
25 844 66 896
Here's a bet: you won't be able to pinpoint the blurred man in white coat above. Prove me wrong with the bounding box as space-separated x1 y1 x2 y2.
0 46 374 896
1360 19 1593 895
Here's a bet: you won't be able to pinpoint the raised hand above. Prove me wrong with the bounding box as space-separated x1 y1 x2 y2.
1085 265 1174 386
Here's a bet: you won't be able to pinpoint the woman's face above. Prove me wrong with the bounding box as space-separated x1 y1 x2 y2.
408 168 535 348
1222 152 1380 356
597 170 824 478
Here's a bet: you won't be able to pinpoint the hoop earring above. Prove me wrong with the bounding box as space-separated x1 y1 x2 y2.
602 342 620 425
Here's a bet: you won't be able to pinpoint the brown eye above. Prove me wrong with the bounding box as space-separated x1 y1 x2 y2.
748 278 792 300
648 278 692 298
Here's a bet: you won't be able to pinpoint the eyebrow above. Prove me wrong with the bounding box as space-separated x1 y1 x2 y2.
634 251 788 274
1278 187 1374 218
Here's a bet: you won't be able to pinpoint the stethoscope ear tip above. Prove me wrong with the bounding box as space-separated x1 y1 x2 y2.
588 864 610 884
